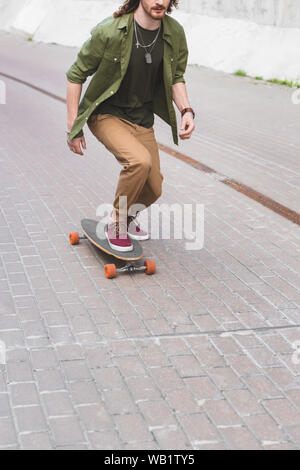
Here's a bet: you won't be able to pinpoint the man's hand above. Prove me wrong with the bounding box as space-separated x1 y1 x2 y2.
67 135 86 156
179 112 195 140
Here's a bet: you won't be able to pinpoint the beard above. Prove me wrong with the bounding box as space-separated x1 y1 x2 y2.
150 9 166 19
141 2 168 20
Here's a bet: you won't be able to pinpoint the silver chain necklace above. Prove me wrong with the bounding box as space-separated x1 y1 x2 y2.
134 19 161 64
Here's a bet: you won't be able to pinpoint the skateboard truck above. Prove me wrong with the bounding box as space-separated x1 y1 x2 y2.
116 262 148 273
104 260 155 279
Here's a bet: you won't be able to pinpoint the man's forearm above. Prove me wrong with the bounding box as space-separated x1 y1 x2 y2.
172 82 191 112
67 81 82 131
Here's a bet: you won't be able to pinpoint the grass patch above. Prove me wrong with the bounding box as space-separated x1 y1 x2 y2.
234 69 247 77
267 78 295 87
27 36 33 41
234 69 300 88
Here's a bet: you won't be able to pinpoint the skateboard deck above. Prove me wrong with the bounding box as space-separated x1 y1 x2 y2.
69 219 155 279
81 219 143 261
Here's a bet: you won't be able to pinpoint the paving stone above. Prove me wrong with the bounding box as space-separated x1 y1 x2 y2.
56 443 90 449
48 326 75 344
42 391 74 417
165 388 200 414
126 376 161 402
6 348 29 363
14 406 47 433
179 413 220 444
207 367 243 391
243 413 288 443
9 383 40 407
35 369 65 392
224 389 264 416
0 394 10 417
94 356 124 384
265 367 300 391
150 367 184 392
6 361 34 383
139 400 177 427
136 343 170 368
285 425 300 447
103 388 137 415
84 345 112 368
61 360 92 382
30 348 59 370
89 430 123 450
0 330 25 349
110 340 138 357
241 375 282 399
170 355 204 377
20 432 53 450
114 356 146 378
114 413 152 443
220 425 262 450
262 442 299 450
160 338 189 356
124 440 159 450
153 426 192 450
49 416 86 446
77 404 112 432
204 399 242 426
262 398 300 427
55 344 84 361
0 417 18 446
67 381 100 405
186 337 226 367
184 376 222 400
284 389 300 410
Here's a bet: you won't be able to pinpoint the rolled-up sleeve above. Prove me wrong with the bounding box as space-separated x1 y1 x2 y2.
66 26 105 84
172 27 188 85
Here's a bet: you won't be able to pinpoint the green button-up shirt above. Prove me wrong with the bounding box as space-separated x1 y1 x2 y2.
66 12 188 145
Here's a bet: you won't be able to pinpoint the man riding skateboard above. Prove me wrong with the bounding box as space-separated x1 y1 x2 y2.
66 0 195 252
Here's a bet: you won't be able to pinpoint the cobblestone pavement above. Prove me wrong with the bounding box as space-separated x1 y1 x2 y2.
0 32 299 450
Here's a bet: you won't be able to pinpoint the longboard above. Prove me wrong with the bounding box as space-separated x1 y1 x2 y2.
69 219 155 279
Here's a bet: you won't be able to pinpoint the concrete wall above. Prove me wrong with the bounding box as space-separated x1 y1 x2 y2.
0 0 28 30
1 0 300 81
179 0 300 28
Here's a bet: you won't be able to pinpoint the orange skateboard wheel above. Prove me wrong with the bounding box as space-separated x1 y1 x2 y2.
144 260 156 275
69 232 80 245
105 264 117 279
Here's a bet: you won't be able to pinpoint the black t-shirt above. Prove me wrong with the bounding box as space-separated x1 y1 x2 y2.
93 21 164 128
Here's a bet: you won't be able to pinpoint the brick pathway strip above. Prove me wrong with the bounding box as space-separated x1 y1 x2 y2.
221 179 300 226
158 144 300 227
0 71 65 103
0 50 299 450
1 70 299 227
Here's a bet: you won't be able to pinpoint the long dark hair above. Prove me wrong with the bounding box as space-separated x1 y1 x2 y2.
113 1 179 18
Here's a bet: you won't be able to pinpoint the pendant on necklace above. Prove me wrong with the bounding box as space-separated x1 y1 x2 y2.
145 52 152 64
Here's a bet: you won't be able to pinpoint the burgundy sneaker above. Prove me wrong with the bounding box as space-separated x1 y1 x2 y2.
105 221 133 252
127 215 150 241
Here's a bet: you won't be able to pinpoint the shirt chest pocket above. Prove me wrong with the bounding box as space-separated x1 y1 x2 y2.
103 51 121 64
101 51 121 77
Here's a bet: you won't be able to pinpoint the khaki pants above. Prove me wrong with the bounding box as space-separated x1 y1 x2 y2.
87 113 164 221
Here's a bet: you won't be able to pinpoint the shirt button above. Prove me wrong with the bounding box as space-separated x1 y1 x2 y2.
114 58 118 61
